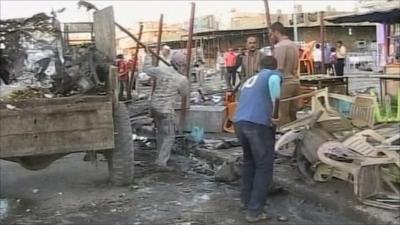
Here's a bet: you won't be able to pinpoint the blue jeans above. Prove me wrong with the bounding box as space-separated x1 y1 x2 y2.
234 121 275 217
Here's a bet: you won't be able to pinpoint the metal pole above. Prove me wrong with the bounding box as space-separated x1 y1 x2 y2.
263 0 272 27
155 14 164 66
128 22 144 91
293 2 298 42
180 2 195 132
320 11 325 74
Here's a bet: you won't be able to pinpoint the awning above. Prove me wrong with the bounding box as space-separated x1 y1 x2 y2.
325 6 400 24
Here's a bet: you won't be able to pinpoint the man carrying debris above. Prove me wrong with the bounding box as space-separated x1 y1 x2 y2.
234 55 281 223
143 47 189 171
270 22 300 124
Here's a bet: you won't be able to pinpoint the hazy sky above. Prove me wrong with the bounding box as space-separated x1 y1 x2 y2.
1 0 359 27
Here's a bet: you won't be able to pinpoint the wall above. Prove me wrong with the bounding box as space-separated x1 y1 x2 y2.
297 26 376 51
116 22 185 53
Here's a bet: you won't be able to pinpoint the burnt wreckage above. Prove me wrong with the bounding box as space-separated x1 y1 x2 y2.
0 13 110 99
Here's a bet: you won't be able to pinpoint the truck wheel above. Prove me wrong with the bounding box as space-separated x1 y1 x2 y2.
108 102 134 186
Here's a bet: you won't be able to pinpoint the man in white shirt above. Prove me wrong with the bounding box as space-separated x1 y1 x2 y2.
216 51 226 80
335 41 346 76
312 43 322 74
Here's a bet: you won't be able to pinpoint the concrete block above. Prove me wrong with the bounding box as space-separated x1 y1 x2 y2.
176 105 226 133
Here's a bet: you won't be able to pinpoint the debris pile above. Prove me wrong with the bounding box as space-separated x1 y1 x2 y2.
0 13 110 100
276 89 400 210
0 13 61 96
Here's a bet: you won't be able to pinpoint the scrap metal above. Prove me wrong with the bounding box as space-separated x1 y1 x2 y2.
0 11 110 100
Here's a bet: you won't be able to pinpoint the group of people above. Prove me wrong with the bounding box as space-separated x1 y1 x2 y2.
150 21 299 223
312 41 347 76
120 21 303 223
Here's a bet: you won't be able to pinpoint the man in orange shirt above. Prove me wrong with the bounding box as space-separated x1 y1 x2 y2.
224 48 237 89
115 54 131 100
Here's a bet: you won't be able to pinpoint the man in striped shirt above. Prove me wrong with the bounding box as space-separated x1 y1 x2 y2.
239 36 263 82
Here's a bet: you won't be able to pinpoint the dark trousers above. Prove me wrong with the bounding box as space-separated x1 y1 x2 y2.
234 121 276 217
335 58 345 76
314 62 322 74
324 63 330 74
225 67 237 89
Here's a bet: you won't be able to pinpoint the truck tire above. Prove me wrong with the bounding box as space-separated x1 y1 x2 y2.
108 102 134 186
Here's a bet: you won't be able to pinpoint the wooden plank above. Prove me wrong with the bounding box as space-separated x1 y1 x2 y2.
93 6 116 61
64 22 93 33
0 100 114 158
0 128 114 158
0 101 112 117
109 66 118 104
0 95 110 108
0 102 113 135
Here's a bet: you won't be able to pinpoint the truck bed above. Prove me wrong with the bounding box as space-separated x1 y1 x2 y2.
0 95 114 158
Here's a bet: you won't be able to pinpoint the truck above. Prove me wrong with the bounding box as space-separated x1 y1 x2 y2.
0 7 135 186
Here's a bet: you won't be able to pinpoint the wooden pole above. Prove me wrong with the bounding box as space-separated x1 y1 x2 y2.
185 2 195 80
263 0 272 27
320 11 326 74
77 1 170 66
179 2 195 133
150 14 164 95
115 23 170 66
155 14 164 66
128 22 143 91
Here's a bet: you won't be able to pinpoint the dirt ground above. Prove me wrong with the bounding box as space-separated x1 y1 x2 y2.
0 145 365 225
0 70 396 225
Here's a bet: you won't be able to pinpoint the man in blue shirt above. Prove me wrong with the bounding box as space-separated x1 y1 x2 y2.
234 55 281 222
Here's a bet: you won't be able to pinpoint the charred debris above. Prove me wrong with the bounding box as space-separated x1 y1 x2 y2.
0 12 111 100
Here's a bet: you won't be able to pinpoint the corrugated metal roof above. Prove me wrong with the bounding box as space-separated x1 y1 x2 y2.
325 6 400 24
